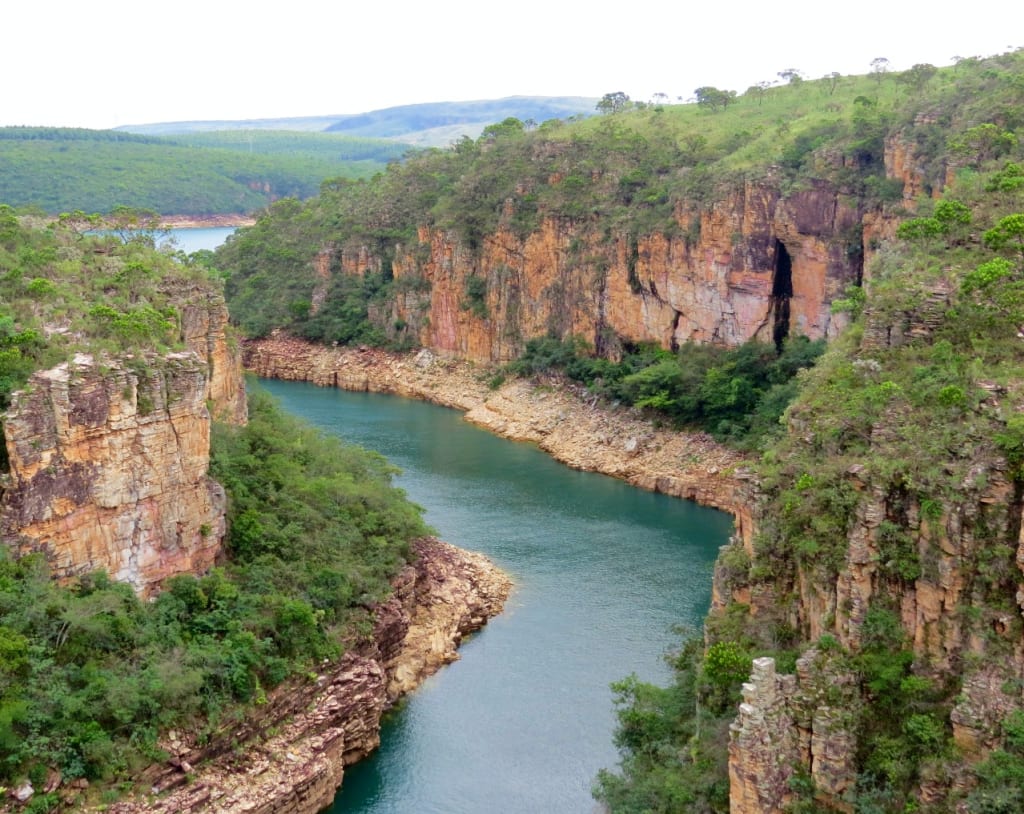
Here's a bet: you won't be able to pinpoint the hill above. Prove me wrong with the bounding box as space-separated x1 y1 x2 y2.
0 127 405 216
119 96 598 147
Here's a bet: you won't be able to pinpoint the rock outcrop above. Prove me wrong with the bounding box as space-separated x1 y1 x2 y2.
67 537 511 814
0 290 246 597
721 343 1024 808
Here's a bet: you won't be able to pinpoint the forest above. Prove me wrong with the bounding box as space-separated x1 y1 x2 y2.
0 127 405 215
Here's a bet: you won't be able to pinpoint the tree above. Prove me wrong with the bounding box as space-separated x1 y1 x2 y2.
983 213 1024 264
870 57 890 85
480 117 525 142
746 81 773 106
897 63 937 93
824 72 841 95
694 86 737 112
596 92 631 114
106 205 169 248
777 68 804 85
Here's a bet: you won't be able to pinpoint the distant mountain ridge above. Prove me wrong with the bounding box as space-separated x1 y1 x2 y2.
118 96 598 147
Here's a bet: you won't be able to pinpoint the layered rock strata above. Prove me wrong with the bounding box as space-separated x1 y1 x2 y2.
329 178 866 363
68 537 511 814
242 334 751 533
0 353 225 598
0 292 246 597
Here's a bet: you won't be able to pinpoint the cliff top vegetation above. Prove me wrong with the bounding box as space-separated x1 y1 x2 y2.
0 207 227 414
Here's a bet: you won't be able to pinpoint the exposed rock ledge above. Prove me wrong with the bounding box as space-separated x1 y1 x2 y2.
243 333 755 540
62 538 511 814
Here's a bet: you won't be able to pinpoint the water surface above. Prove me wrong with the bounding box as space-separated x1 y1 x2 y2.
258 379 733 814
166 226 236 254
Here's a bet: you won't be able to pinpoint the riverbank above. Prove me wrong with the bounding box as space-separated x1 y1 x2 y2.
26 538 509 814
158 214 256 229
243 334 756 543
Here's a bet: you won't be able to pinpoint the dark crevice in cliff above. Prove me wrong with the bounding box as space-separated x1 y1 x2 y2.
771 239 793 350
670 310 681 352
626 235 642 294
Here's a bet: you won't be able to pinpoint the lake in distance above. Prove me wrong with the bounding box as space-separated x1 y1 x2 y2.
256 379 734 814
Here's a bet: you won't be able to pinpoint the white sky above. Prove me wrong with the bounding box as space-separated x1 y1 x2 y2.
4 0 1020 130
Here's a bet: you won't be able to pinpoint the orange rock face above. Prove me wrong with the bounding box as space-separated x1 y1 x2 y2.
359 178 865 362
1 354 224 597
1 292 246 597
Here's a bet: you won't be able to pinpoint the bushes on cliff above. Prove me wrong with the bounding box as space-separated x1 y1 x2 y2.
505 334 825 448
209 387 428 610
594 636 738 813
0 388 429 794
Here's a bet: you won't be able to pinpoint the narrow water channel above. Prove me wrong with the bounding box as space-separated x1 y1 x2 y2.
257 379 734 814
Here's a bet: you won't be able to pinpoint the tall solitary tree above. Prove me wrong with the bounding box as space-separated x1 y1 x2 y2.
596 92 632 114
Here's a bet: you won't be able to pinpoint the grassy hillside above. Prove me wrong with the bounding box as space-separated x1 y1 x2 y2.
177 129 410 163
321 96 597 143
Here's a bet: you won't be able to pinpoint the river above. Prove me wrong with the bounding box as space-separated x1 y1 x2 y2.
256 378 734 814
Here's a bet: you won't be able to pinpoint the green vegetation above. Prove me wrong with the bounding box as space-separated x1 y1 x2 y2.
175 129 409 165
503 334 825 448
593 637 742 813
0 206 212 412
0 389 427 790
0 127 399 215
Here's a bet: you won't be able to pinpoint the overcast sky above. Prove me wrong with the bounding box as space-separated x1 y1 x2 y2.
5 0 1019 130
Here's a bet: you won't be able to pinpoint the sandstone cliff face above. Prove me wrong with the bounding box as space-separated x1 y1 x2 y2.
69 538 510 814
0 354 224 598
177 287 248 425
0 291 246 597
720 306 1024 811
328 178 865 362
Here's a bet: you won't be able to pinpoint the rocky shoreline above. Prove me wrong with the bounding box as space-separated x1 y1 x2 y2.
159 215 256 229
243 334 754 540
21 538 509 814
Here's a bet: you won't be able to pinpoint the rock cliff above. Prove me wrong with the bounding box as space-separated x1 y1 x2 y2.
0 290 246 597
69 537 511 814
720 302 1024 809
330 177 866 362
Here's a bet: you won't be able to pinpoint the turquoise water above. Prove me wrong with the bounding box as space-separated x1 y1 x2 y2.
257 379 734 814
166 226 236 254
